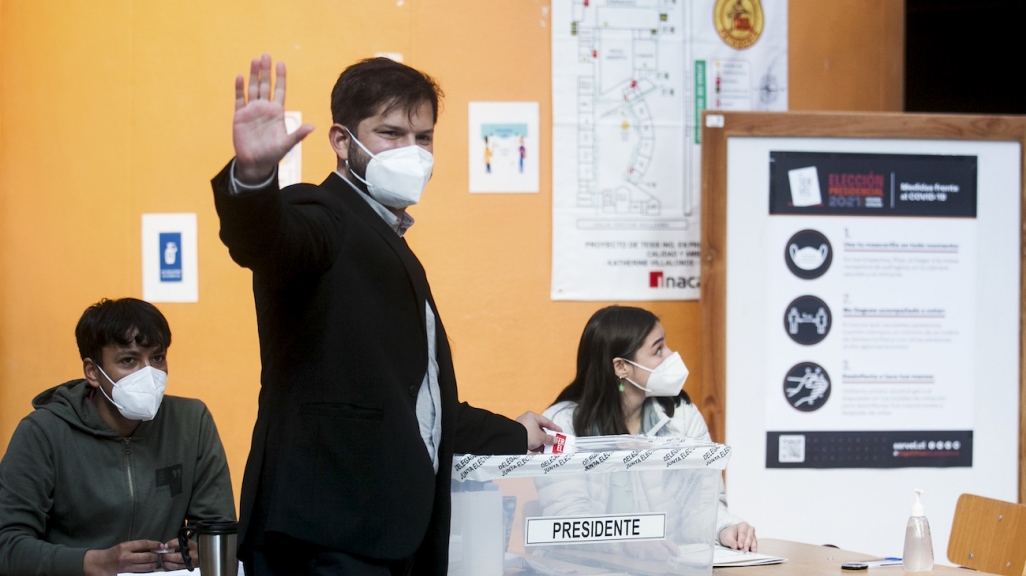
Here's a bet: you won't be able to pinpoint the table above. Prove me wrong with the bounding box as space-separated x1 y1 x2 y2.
717 539 999 575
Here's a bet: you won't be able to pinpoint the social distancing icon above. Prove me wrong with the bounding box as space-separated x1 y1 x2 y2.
784 295 831 345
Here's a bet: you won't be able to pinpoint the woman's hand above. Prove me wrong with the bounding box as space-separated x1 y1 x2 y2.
719 521 757 552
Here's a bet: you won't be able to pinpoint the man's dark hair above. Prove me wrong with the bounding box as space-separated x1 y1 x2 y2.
330 57 443 131
75 298 172 363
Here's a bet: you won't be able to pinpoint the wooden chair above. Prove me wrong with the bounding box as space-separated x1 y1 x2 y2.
947 493 1026 576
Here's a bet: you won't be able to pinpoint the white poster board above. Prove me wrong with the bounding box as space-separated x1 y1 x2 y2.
723 136 1021 558
551 0 788 301
278 111 304 188
142 213 198 303
468 102 540 193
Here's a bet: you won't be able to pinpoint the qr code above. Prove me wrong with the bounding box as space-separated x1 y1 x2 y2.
778 435 806 463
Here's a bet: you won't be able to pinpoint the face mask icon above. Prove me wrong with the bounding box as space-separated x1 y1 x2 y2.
789 243 828 271
96 365 168 421
164 242 178 266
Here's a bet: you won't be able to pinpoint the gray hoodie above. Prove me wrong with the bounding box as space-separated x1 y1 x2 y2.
0 379 235 576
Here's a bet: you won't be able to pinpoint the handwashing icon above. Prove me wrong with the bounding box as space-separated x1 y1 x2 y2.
164 241 178 266
786 367 829 407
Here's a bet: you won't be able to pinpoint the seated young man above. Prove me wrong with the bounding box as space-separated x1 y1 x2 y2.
0 298 236 576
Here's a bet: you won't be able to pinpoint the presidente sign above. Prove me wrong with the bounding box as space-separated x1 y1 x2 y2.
524 513 666 546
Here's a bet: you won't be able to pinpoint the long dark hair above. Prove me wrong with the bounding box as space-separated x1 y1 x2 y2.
553 306 691 436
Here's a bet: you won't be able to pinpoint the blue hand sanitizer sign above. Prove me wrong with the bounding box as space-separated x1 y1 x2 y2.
159 232 183 282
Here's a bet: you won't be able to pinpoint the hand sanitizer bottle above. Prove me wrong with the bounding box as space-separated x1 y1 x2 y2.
903 488 934 571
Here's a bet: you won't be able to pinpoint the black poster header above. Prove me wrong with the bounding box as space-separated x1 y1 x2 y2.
769 151 977 218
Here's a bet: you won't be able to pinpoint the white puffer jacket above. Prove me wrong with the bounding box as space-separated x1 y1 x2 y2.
540 399 743 544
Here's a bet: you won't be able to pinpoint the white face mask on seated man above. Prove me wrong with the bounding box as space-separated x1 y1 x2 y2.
96 364 167 421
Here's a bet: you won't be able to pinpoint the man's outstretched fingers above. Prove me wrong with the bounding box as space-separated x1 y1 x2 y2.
247 57 261 103
288 124 315 149
274 61 287 105
258 54 272 100
235 75 246 111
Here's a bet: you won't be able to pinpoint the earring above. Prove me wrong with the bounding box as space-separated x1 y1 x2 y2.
617 378 625 393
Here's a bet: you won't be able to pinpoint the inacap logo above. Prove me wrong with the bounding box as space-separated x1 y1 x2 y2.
649 271 699 289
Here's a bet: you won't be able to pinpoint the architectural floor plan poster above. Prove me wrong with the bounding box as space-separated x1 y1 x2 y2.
551 0 787 300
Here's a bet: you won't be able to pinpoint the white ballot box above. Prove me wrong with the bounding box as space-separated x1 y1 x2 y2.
449 436 730 576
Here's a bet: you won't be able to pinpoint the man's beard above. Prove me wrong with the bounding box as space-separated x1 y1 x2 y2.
346 139 371 193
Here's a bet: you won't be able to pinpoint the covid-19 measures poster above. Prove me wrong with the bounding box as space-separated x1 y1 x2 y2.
722 128 1022 560
764 151 978 468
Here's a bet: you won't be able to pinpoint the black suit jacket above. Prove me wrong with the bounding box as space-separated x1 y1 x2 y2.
212 164 527 574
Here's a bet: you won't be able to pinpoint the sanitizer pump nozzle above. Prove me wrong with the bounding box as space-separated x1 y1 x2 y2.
902 489 934 571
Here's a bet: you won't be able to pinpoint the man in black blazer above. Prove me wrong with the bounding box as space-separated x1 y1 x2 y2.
212 55 559 576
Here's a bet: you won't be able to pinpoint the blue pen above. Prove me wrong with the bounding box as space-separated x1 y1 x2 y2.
841 558 903 570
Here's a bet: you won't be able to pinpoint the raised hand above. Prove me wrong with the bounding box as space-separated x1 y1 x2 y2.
232 54 314 185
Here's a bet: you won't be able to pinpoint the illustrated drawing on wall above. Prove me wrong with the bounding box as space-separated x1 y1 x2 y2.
468 102 539 193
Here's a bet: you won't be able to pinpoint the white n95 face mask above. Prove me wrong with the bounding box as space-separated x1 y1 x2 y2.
96 365 167 421
623 352 689 397
345 127 434 209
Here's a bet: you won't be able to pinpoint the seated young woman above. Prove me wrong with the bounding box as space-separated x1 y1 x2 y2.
543 305 757 552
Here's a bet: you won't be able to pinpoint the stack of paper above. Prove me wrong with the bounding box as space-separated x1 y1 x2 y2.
713 546 787 567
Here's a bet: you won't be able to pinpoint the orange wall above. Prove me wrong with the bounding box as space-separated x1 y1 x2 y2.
0 0 903 510
790 0 905 112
